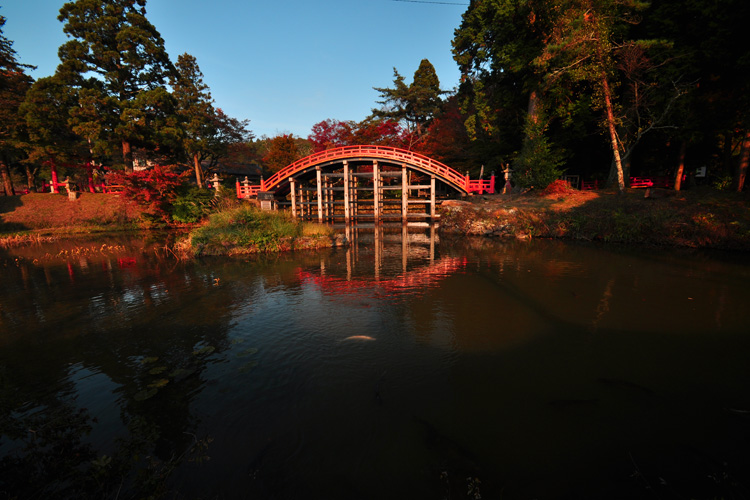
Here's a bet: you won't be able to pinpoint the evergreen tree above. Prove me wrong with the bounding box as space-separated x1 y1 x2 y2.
55 0 176 171
641 0 750 190
171 53 252 187
19 75 88 191
452 0 686 190
172 53 215 188
452 0 567 185
372 59 444 147
0 14 34 195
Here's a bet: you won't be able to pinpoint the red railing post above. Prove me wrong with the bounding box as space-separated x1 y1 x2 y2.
51 168 59 194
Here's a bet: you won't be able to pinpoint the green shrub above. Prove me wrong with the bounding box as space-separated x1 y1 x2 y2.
171 187 214 223
513 119 565 190
189 205 317 255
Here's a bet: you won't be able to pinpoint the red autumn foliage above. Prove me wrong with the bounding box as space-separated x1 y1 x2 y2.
308 118 408 153
419 98 472 165
262 134 302 173
539 179 576 196
108 165 186 220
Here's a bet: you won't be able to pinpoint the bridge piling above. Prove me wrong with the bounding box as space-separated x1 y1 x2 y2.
402 167 408 223
316 167 323 223
373 161 380 221
431 176 436 219
255 146 487 223
289 177 297 218
343 161 350 222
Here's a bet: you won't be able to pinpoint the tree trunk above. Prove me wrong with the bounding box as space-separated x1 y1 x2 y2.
1 160 15 196
723 131 735 177
736 130 750 192
87 163 95 193
193 153 204 188
601 72 625 193
25 164 37 192
527 90 540 126
674 140 687 191
122 139 134 172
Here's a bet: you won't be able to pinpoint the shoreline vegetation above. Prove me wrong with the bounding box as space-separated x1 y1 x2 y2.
441 183 750 251
0 193 343 256
2 186 749 253
172 205 343 258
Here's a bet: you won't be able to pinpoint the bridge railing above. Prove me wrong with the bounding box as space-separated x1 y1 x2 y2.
466 175 495 194
236 177 261 198
261 145 469 193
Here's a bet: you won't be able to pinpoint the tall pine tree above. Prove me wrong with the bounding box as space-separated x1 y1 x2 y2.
55 0 175 171
171 53 251 187
372 59 444 148
0 14 34 195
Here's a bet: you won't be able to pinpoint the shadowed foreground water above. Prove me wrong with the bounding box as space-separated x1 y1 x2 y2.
1 228 750 499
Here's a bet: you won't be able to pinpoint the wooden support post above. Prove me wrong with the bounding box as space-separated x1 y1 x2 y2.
402 166 408 223
329 177 334 221
316 167 323 223
346 234 352 281
306 184 311 220
373 160 380 221
374 224 381 281
329 177 333 221
430 224 436 263
343 161 350 223
430 175 436 219
402 224 408 273
353 176 359 220
289 177 297 218
324 176 330 221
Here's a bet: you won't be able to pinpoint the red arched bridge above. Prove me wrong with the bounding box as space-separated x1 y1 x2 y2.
236 145 495 223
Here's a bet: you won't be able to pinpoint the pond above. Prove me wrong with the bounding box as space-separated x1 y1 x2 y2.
1 228 750 499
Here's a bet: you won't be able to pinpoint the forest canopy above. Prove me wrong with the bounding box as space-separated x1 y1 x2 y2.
1 0 748 195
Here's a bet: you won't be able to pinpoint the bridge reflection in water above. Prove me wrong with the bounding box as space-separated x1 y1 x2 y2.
297 224 466 296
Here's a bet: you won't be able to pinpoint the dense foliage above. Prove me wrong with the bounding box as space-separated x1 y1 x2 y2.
1 0 748 199
108 165 185 221
1 0 251 198
186 205 333 256
451 0 750 190
0 14 34 195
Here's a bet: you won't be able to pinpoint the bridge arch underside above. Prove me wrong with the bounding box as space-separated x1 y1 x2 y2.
269 157 463 223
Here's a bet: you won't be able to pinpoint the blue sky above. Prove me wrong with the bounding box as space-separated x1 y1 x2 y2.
2 0 467 139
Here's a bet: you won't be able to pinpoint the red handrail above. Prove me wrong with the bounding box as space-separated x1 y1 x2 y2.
262 146 469 194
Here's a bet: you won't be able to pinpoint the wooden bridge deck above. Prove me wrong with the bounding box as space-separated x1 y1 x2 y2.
237 146 495 223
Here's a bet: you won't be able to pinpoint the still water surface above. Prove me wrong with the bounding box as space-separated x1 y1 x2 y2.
1 229 750 499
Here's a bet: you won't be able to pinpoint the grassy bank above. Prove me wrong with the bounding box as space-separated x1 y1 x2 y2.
175 205 342 258
0 193 143 241
440 186 750 251
4 188 749 252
